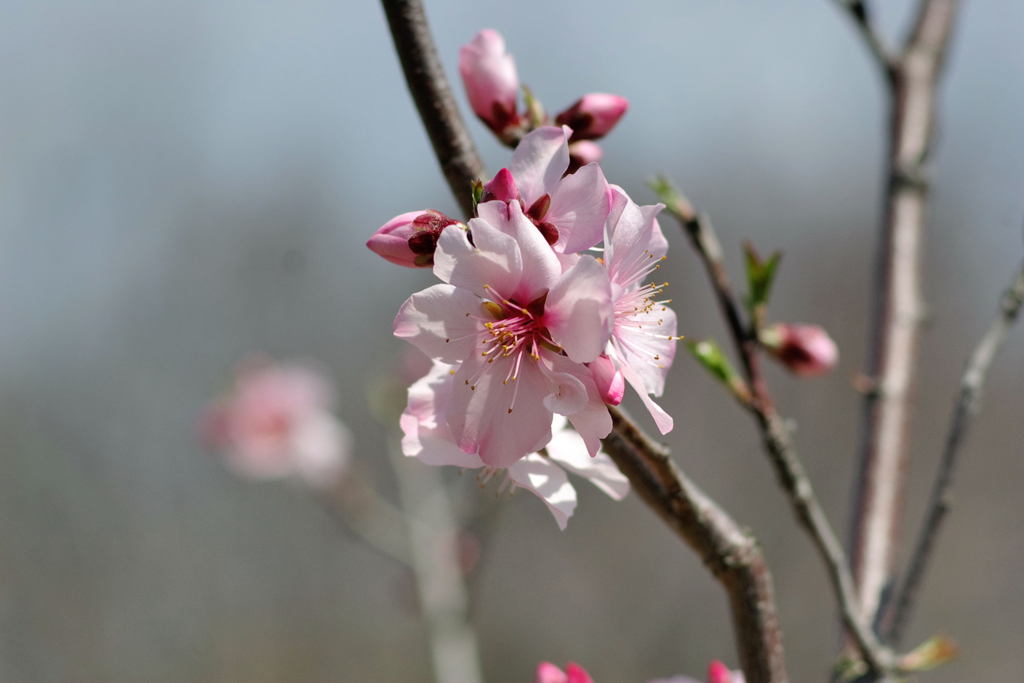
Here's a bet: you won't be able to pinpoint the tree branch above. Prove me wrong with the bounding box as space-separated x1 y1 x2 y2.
379 2 790 679
658 189 892 675
603 407 789 683
831 1 896 81
881 262 1024 644
380 0 485 218
847 0 960 627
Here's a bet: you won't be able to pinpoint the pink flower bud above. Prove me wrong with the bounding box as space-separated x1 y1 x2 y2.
536 662 594 683
567 140 603 174
459 29 520 137
367 210 460 268
707 661 733 683
482 167 519 203
761 323 838 377
555 93 629 141
589 354 625 405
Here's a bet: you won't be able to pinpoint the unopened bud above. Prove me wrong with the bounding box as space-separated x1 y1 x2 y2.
482 167 519 203
555 93 629 141
589 354 625 405
567 140 603 174
459 29 520 138
761 323 838 377
366 210 459 268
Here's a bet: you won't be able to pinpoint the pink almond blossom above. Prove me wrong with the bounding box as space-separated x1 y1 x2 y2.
202 358 351 488
401 362 628 530
394 199 613 467
459 29 520 139
485 125 611 254
535 661 594 683
760 322 838 376
600 186 679 434
555 93 629 141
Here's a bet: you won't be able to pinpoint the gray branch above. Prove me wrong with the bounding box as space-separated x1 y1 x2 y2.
881 263 1024 644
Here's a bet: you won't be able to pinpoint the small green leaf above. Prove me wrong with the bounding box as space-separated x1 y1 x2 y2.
470 179 485 214
686 339 737 384
899 635 958 672
648 176 693 221
743 241 782 313
521 84 546 130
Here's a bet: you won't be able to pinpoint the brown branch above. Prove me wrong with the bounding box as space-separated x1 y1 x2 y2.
380 0 485 218
848 0 961 628
379 2 790 679
658 188 892 675
881 262 1024 644
604 407 789 683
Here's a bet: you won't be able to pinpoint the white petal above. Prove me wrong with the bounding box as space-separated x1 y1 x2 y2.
509 125 570 205
547 428 629 500
507 454 577 530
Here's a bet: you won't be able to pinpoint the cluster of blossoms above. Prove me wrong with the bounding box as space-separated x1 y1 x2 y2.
202 358 351 488
369 117 679 527
536 659 743 683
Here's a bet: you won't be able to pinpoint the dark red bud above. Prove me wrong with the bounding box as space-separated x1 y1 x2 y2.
526 193 552 222
537 221 559 245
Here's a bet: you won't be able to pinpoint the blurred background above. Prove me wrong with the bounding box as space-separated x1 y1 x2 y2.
1 0 1022 681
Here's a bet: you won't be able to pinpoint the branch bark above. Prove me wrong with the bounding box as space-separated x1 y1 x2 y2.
603 407 789 683
380 0 484 218
881 263 1024 644
380 1 789 679
847 0 960 626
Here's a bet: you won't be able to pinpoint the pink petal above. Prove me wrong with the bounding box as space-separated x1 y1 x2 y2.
613 304 677 397
508 454 577 530
510 126 571 206
393 284 482 363
588 354 625 405
548 162 611 253
434 218 522 299
565 662 595 683
536 662 569 683
504 201 562 302
620 362 674 435
545 256 613 363
366 210 426 268
446 353 553 468
545 355 612 457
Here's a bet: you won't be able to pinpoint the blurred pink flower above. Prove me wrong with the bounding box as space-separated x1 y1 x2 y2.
647 660 745 683
535 661 594 683
760 323 838 377
567 140 603 174
367 209 461 268
486 126 611 253
600 186 678 434
401 362 628 530
459 29 521 139
394 199 613 467
555 93 629 141
202 358 351 488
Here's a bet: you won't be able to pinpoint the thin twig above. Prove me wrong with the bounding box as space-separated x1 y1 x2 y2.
847 0 961 627
881 263 1024 644
831 0 896 80
379 2 790 679
380 0 485 218
659 190 892 675
387 440 484 683
604 407 789 683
